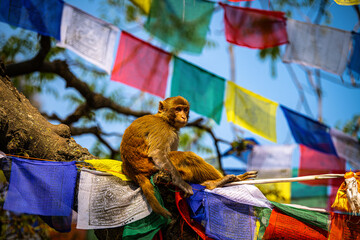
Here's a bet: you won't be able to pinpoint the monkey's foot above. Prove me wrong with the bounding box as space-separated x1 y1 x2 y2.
235 170 258 181
201 175 238 190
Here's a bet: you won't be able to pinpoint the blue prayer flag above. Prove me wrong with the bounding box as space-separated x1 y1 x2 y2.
0 0 64 40
348 32 360 75
280 105 337 155
4 157 77 216
204 192 256 240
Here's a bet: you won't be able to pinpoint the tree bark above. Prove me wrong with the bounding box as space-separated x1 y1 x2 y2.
0 61 197 239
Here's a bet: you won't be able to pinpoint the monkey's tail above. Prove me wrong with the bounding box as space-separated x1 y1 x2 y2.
135 174 172 219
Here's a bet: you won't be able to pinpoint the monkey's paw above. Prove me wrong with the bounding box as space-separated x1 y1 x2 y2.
236 170 258 181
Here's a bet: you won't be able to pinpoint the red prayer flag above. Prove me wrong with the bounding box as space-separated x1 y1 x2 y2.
299 144 345 186
263 208 328 240
329 213 360 240
219 3 288 49
175 191 214 240
111 31 171 98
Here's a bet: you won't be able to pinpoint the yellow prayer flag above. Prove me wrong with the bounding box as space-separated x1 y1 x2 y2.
334 0 360 5
85 159 132 181
130 0 151 14
225 81 278 142
256 182 291 204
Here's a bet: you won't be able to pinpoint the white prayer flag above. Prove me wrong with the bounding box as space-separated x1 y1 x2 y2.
57 3 119 74
330 128 360 169
77 169 152 229
206 185 272 209
283 19 352 76
247 145 296 178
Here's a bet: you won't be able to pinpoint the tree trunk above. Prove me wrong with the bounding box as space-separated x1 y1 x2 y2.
0 62 197 240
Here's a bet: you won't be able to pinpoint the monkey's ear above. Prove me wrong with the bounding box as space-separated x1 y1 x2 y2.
158 101 165 113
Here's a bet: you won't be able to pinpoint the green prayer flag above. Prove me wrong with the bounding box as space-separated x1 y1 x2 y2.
270 201 329 231
254 207 272 240
123 177 170 240
171 57 225 124
145 0 215 54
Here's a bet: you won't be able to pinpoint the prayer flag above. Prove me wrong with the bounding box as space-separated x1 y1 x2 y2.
330 128 360 170
145 0 215 54
299 144 345 186
123 177 170 240
85 159 131 181
206 184 272 209
271 201 330 231
204 191 257 240
219 3 288 49
111 32 171 98
225 81 278 142
328 213 360 240
280 105 337 155
0 0 64 40
77 169 152 229
263 208 328 239
130 0 151 14
171 57 225 124
348 32 360 75
283 19 352 76
57 3 119 74
175 191 211 240
334 0 360 5
4 157 77 216
247 145 295 174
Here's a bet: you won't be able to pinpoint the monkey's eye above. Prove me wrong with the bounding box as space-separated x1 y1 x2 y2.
176 107 182 112
184 107 188 112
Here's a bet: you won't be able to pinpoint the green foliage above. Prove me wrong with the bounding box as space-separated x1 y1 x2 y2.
258 47 280 78
336 114 360 140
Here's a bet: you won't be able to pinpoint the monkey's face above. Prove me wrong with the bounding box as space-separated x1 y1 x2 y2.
173 105 189 128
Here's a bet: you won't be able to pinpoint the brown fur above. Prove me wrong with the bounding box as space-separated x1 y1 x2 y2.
121 96 193 218
169 151 257 190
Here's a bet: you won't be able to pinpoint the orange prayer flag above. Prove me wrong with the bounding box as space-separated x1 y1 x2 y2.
263 208 328 240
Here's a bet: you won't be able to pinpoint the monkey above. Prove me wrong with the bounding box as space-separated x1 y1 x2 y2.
167 151 258 190
120 96 194 218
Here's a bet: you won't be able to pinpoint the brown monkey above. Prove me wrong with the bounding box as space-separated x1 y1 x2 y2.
168 151 258 190
120 96 193 218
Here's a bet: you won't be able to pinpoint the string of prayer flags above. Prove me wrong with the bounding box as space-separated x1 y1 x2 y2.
57 3 119 74
330 128 360 170
329 213 360 239
280 105 337 155
171 57 225 124
4 157 77 216
144 0 215 54
77 168 152 229
334 0 360 5
219 3 288 49
0 0 64 40
348 32 360 76
129 0 151 14
111 32 171 98
298 144 345 186
282 19 352 76
225 81 278 142
85 159 131 181
204 192 257 240
263 208 328 240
